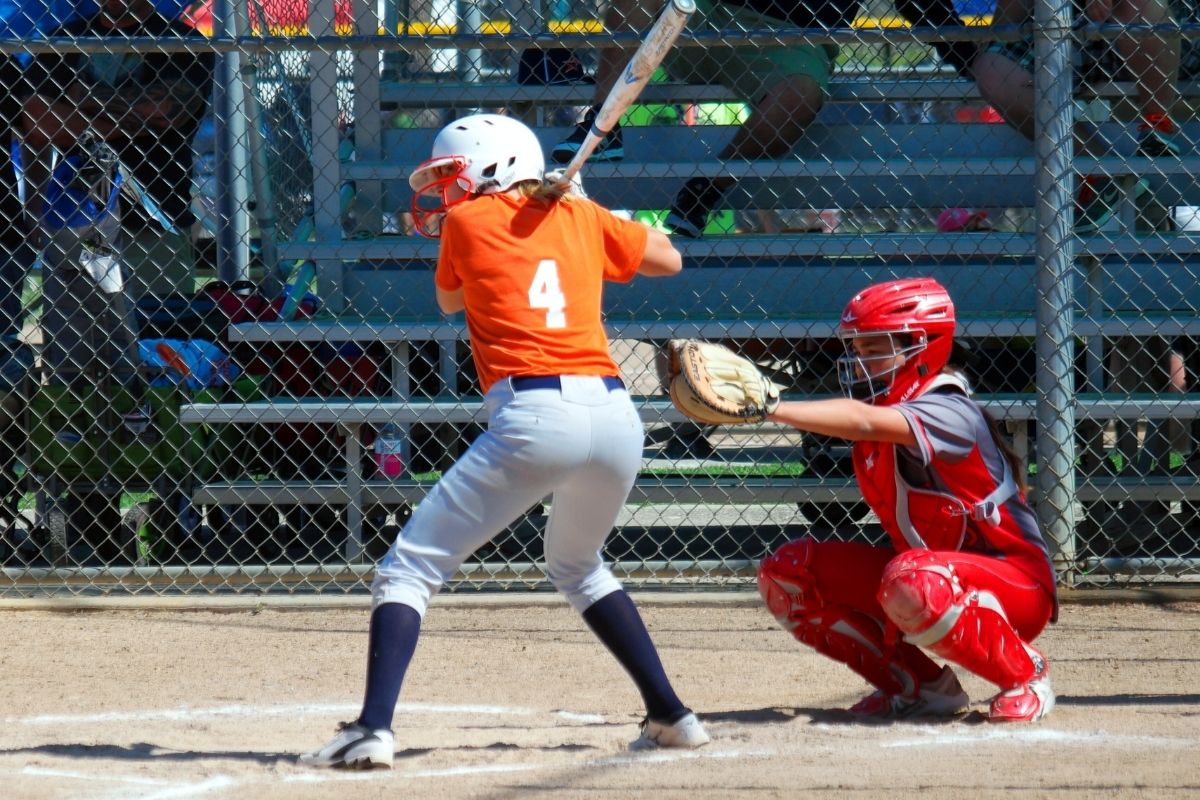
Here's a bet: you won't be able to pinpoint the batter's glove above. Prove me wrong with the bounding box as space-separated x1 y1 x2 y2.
666 339 781 425
540 169 587 199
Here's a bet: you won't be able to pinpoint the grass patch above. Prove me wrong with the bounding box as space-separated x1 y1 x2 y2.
641 461 808 478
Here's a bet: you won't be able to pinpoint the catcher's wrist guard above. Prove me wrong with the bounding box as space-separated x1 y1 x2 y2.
666 339 781 425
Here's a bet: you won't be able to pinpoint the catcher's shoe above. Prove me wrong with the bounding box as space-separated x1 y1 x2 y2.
849 665 970 720
988 648 1055 723
629 710 710 750
299 721 394 769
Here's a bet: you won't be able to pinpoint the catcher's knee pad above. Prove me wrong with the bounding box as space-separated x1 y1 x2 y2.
878 549 967 646
758 538 819 624
880 551 1036 688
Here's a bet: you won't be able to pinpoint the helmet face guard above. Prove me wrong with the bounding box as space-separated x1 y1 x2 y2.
409 156 471 239
836 332 927 403
836 278 956 405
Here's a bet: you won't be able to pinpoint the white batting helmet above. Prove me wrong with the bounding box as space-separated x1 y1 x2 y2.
408 114 545 237
409 113 544 195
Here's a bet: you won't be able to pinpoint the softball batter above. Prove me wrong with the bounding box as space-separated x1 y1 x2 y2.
757 278 1058 722
301 113 708 769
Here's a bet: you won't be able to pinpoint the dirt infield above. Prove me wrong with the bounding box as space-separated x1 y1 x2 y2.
2 594 1198 799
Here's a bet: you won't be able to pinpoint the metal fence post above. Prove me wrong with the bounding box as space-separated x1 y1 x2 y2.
309 0 345 312
234 0 281 284
214 0 254 283
1033 0 1080 585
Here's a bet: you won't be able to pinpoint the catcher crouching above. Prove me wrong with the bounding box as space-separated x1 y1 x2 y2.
667 278 1057 722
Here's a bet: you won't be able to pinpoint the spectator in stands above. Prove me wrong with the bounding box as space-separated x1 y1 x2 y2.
0 0 125 343
974 1 1186 497
551 0 982 237
0 62 29 348
1082 336 1190 476
936 207 993 232
20 0 213 299
972 0 1182 232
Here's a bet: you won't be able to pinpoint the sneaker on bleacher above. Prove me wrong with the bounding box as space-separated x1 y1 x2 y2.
1136 113 1182 157
1075 175 1149 234
551 106 624 164
664 177 726 238
1077 114 1178 233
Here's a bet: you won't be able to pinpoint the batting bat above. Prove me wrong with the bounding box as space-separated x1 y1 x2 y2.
554 0 696 187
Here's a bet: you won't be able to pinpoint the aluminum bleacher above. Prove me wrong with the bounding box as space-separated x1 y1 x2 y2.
181 68 1200 578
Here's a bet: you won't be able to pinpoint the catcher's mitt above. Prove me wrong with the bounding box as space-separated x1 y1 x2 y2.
666 339 781 425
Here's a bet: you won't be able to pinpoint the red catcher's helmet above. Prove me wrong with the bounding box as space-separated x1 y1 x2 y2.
836 278 956 405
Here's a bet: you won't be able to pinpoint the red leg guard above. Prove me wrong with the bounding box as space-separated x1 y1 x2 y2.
759 539 921 697
878 550 1037 690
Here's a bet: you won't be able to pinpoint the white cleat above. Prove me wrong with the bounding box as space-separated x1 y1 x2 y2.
299 721 394 769
629 711 710 751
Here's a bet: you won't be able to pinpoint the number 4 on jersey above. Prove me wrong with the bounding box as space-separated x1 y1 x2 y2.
528 259 567 328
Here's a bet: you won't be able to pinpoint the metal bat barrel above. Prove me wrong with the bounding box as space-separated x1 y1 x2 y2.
555 0 697 186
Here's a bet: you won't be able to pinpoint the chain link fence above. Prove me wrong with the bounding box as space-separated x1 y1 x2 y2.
0 0 1197 598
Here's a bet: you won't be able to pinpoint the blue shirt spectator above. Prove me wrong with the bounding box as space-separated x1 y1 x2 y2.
0 0 193 341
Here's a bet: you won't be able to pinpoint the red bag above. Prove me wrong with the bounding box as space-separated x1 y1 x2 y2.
197 280 318 376
197 281 379 477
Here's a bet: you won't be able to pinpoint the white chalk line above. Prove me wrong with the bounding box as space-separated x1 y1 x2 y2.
3 701 618 797
283 762 545 783
116 775 236 800
17 765 173 786
9 702 606 727
9 747 771 795
12 766 230 800
872 725 1197 749
277 747 768 787
12 743 768 795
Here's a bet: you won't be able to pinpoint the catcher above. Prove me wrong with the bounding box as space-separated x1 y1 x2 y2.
667 277 1057 722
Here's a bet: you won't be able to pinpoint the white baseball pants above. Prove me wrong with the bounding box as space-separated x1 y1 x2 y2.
372 375 644 614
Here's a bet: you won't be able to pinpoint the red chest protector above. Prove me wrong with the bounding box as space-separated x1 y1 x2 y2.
853 380 1017 553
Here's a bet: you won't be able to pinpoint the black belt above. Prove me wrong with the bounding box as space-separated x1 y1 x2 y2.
511 375 625 392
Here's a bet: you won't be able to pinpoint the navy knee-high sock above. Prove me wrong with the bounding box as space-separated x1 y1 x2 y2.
581 590 686 722
358 602 422 731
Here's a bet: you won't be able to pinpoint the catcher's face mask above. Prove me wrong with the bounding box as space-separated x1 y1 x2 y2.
409 157 472 238
837 332 925 403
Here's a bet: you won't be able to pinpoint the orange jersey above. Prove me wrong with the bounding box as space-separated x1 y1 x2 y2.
436 193 648 393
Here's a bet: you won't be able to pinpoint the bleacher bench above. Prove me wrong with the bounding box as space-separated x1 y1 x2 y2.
180 395 1200 503
198 73 1200 568
288 73 1200 317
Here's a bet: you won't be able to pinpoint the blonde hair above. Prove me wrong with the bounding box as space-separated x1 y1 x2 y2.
528 177 579 204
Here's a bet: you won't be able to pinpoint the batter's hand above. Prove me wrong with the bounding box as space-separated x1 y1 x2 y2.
540 169 588 200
